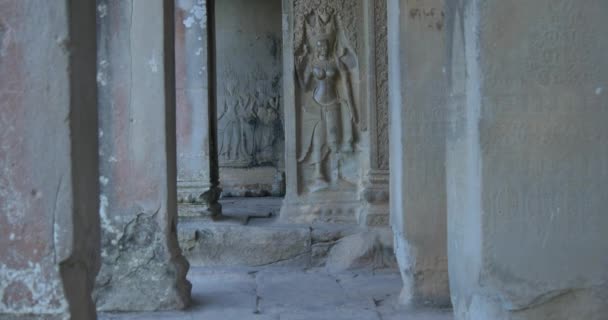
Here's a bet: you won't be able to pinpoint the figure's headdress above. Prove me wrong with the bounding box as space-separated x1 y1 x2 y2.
306 8 336 44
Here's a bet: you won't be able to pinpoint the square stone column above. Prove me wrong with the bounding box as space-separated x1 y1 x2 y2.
95 0 191 311
0 1 100 319
175 0 222 217
388 0 450 307
446 1 608 319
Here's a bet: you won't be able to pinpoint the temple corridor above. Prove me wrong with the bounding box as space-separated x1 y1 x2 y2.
1 0 607 319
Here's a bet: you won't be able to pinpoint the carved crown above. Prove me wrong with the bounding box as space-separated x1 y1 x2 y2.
306 8 336 44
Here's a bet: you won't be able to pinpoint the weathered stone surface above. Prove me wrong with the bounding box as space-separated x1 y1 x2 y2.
280 309 381 320
445 0 608 319
381 308 454 320
309 225 359 267
336 270 404 303
220 167 285 197
0 1 99 319
186 268 260 316
388 0 450 307
325 229 397 273
101 267 443 320
256 270 373 314
95 0 191 311
179 198 396 270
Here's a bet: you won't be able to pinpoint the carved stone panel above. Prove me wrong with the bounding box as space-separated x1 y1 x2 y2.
217 69 284 168
281 0 366 224
215 0 285 197
294 0 361 194
216 0 284 170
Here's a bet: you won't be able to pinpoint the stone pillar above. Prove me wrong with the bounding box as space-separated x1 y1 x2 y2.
95 0 191 311
446 1 608 319
0 1 99 319
388 0 450 307
175 0 222 217
358 0 391 228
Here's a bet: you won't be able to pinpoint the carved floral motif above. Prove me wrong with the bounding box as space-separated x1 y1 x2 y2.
375 0 389 170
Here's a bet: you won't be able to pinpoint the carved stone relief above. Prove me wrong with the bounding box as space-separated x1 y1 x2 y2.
217 66 283 168
215 0 284 173
374 0 389 171
294 1 361 193
294 0 360 55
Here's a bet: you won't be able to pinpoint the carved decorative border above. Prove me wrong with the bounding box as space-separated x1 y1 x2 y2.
374 0 389 170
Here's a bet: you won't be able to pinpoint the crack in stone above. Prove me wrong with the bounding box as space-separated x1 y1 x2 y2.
51 174 64 264
251 250 311 268
250 270 262 315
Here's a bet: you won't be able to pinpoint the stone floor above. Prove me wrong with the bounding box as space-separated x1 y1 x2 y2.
100 267 453 320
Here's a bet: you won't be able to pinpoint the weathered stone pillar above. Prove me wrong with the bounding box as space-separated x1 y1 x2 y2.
0 1 100 318
387 0 450 307
175 0 222 217
95 0 191 311
446 1 608 319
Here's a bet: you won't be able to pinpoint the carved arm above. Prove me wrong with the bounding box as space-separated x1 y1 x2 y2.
337 58 358 125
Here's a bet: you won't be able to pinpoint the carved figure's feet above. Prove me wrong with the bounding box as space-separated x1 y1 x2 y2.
310 178 330 193
332 177 356 189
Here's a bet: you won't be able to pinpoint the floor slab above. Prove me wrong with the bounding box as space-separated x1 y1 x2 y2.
100 267 453 320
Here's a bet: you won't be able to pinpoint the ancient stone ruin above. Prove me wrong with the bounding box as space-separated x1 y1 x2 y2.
1 0 607 319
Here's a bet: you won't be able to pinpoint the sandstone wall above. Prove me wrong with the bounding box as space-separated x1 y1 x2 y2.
0 1 99 318
445 0 608 318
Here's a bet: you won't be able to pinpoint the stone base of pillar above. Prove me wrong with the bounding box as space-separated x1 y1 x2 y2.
393 234 450 308
452 288 608 320
94 207 192 312
358 170 390 227
280 197 360 225
177 181 222 217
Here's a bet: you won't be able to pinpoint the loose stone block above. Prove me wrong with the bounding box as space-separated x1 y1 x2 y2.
95 0 191 311
179 223 311 267
325 229 397 273
388 0 450 307
0 1 99 318
445 1 608 319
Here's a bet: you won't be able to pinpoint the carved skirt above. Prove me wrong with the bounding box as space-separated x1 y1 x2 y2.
298 99 343 164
